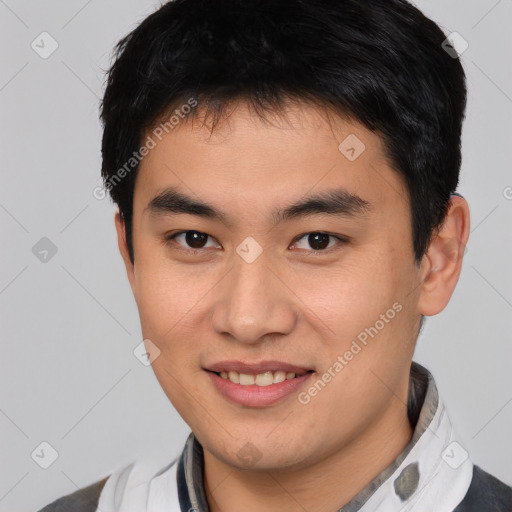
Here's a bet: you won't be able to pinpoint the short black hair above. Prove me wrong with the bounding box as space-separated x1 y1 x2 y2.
100 0 467 265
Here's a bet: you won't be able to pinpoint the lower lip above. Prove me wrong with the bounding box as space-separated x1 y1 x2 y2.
206 371 314 407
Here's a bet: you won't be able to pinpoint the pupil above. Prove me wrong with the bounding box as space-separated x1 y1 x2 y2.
186 231 207 249
309 233 329 250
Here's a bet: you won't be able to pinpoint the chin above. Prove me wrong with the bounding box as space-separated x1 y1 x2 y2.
205 435 317 472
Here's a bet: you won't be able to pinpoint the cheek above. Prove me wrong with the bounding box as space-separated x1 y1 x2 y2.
291 254 415 380
132 254 224 376
133 247 209 329
289 258 396 334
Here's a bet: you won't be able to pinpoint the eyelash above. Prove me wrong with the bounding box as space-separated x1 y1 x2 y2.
164 230 348 255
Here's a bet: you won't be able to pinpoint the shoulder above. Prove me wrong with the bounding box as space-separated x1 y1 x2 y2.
36 475 109 512
454 465 512 512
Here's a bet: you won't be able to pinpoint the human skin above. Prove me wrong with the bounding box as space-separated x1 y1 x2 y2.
115 100 470 512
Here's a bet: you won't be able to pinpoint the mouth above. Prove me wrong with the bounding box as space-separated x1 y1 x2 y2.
204 362 316 407
204 361 315 387
208 369 314 386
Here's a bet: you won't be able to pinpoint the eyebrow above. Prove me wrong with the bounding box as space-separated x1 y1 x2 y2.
144 186 371 226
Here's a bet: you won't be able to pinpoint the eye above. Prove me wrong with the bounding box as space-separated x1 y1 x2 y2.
292 232 346 252
164 230 347 254
165 230 220 251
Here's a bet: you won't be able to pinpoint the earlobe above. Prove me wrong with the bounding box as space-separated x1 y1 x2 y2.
417 195 470 316
114 211 136 292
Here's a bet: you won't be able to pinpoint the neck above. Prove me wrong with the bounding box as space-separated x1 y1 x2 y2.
203 400 413 512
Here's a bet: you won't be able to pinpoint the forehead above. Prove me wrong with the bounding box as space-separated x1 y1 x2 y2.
133 100 408 221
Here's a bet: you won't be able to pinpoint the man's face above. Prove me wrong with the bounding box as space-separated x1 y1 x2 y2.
120 101 426 471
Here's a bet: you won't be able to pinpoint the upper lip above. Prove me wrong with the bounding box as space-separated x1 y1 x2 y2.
205 360 314 376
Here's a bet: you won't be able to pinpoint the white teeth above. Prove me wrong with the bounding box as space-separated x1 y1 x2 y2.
218 370 302 386
228 371 240 383
272 370 286 383
239 373 255 385
255 371 273 386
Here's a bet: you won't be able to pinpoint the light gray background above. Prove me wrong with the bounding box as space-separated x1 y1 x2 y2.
1 1 511 510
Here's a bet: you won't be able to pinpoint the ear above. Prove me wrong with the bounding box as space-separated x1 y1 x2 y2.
417 195 470 316
114 210 136 293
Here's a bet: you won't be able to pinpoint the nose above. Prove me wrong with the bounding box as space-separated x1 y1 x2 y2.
209 254 298 345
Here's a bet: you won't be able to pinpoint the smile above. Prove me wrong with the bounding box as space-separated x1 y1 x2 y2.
205 364 315 407
215 370 310 386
